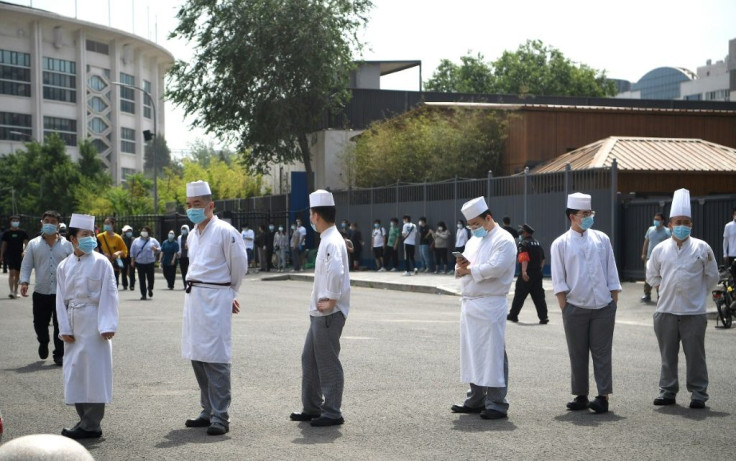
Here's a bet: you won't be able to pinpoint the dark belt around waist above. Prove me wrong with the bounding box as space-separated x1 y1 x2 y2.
185 280 231 293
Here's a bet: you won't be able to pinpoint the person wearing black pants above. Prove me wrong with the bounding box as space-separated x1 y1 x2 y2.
121 225 136 291
33 292 64 363
136 263 155 299
507 224 548 324
178 224 190 289
129 226 160 300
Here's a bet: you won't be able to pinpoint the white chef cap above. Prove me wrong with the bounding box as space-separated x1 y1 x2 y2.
186 180 211 197
461 197 489 220
567 193 591 210
69 213 95 231
309 189 335 207
669 188 691 218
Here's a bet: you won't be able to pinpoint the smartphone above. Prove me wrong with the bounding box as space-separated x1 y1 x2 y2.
452 251 465 259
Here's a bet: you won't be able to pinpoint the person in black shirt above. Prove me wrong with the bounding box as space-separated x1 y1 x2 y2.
501 216 519 240
1 216 30 298
121 225 136 291
178 224 190 289
507 224 549 324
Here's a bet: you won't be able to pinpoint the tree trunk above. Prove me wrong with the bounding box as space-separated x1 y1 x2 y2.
298 133 315 192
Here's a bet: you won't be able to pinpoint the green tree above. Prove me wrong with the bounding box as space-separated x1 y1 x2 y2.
425 52 495 93
144 134 172 175
167 0 373 188
348 107 508 187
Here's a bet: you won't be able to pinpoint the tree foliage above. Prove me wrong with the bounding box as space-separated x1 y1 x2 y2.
425 40 617 97
347 107 508 187
167 0 373 183
143 134 172 175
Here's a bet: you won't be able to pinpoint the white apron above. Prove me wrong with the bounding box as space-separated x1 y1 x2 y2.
460 296 507 388
63 303 113 404
181 286 235 363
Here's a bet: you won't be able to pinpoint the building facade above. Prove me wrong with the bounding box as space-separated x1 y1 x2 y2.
0 2 174 183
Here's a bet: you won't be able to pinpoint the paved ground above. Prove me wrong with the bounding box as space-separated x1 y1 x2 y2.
1 268 734 460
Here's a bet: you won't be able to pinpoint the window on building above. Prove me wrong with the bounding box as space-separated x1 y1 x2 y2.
121 127 136 153
88 117 109 134
0 111 32 141
85 40 109 55
88 75 108 91
143 80 152 119
119 72 135 114
0 49 31 97
90 138 109 154
43 57 77 103
44 116 77 146
121 167 137 180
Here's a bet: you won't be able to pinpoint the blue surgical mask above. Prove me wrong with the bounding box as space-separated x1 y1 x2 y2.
181 229 188 235
77 236 97 254
42 223 57 235
187 208 206 224
672 225 691 240
310 223 317 232
10 221 19 228
103 224 113 232
457 223 463 229
268 225 275 231
580 216 594 230
472 226 488 238
278 227 283 232
653 220 661 227
168 233 175 240
374 223 379 228
125 231 133 238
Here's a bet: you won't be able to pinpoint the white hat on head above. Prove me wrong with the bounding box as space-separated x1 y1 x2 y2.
567 192 591 210
461 197 489 220
69 213 95 231
670 188 691 218
186 180 211 197
122 225 132 232
309 189 335 207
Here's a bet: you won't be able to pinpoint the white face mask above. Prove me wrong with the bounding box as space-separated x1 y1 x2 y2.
140 231 149 238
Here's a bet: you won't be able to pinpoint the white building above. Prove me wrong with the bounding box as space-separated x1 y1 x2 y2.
0 2 174 183
680 38 736 102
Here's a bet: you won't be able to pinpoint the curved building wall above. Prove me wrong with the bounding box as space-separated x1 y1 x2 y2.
630 66 694 99
0 3 174 183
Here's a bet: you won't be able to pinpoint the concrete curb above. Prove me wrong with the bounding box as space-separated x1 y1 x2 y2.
262 273 461 296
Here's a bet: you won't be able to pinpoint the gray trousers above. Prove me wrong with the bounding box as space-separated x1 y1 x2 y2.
653 312 708 401
562 302 616 396
191 361 231 426
463 351 509 414
301 312 346 419
75 403 104 432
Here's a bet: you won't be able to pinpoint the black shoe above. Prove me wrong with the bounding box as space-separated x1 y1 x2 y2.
122 286 128 291
289 412 320 421
61 427 102 439
38 343 49 360
206 422 229 435
506 315 519 323
653 397 676 406
539 318 549 324
140 296 147 300
589 396 609 414
53 356 63 366
451 404 483 414
641 295 651 303
148 289 153 298
185 417 211 428
689 400 706 409
130 286 135 291
566 395 589 411
480 409 507 420
310 416 344 427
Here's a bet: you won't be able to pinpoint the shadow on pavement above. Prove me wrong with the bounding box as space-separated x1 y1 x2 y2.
155 428 230 448
291 423 343 444
553 411 626 426
451 415 517 432
5 361 58 374
654 405 730 421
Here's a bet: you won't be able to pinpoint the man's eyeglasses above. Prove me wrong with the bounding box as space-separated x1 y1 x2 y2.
574 211 596 218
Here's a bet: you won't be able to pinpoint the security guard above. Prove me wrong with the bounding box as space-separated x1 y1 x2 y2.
507 224 549 324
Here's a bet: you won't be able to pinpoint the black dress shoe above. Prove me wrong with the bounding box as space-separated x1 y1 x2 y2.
539 318 549 324
61 427 102 439
653 397 676 406
310 416 344 427
185 416 211 428
689 399 706 409
53 356 63 366
39 343 49 360
451 404 483 414
506 315 519 323
566 395 589 411
206 422 229 435
148 289 153 298
130 286 135 291
480 409 507 420
589 395 609 414
289 412 320 421
140 296 147 300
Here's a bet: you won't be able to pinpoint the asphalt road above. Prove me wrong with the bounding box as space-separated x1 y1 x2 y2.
1 270 734 460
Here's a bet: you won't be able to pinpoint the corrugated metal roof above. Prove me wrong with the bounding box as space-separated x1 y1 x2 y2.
533 137 736 173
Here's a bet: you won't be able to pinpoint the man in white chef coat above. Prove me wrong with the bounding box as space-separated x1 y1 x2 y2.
646 188 719 409
181 180 248 436
56 213 119 440
551 193 621 414
450 197 516 420
289 189 351 427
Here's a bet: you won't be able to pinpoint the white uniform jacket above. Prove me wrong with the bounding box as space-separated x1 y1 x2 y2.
55 251 119 404
182 216 248 363
310 225 350 318
458 225 516 387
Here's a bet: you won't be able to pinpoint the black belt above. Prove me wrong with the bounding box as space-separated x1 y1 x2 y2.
185 280 231 293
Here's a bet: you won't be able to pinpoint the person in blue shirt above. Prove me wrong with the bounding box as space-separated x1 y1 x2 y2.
160 230 180 290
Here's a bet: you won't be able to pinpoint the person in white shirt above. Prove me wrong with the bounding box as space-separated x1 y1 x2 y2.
290 190 350 427
646 188 719 409
241 224 255 268
401 215 418 275
371 219 386 271
455 219 469 253
181 181 248 436
450 197 516 420
551 192 622 414
56 213 119 440
723 207 736 274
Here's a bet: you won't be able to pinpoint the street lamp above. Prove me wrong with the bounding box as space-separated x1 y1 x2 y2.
111 81 159 215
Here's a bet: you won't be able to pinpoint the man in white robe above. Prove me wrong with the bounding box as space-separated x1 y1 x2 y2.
181 180 248 436
551 193 621 414
56 213 119 440
290 190 351 427
646 188 719 409
450 197 516 420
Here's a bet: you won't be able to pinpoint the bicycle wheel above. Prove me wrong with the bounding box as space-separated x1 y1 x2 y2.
716 300 732 328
